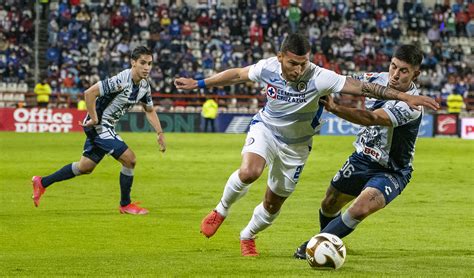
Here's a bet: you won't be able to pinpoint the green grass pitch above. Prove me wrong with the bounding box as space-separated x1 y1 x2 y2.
0 132 473 276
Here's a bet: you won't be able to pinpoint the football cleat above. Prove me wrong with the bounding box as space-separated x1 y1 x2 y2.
240 238 259 257
200 210 225 238
294 240 309 259
31 176 45 207
119 202 149 215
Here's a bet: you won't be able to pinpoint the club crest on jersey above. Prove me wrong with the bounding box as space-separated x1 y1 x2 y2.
266 85 277 99
245 137 255 146
297 81 307 92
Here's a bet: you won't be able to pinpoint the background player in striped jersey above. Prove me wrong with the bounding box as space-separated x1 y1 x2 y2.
174 34 438 256
31 46 166 215
294 44 426 259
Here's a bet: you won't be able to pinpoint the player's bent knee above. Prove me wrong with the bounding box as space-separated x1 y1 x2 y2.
238 167 261 184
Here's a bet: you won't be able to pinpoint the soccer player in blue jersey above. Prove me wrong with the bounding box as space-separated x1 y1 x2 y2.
294 44 426 259
174 35 438 256
31 46 166 215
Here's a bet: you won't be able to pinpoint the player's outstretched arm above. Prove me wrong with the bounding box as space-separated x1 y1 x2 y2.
144 105 166 152
320 96 392 127
340 77 439 111
174 66 252 91
79 83 100 127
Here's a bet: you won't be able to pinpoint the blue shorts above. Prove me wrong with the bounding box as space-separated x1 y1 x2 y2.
82 125 128 164
330 152 412 205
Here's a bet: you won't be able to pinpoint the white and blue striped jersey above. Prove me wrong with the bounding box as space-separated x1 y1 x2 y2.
353 72 422 171
85 69 153 128
248 57 346 144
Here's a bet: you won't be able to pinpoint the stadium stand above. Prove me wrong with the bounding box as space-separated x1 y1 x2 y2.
0 0 473 113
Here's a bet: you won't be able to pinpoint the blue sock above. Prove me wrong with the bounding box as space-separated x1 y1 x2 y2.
42 163 76 188
319 209 340 231
119 167 134 206
321 212 360 239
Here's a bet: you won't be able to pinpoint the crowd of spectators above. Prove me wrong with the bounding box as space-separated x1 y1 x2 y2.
1 0 474 111
0 1 34 85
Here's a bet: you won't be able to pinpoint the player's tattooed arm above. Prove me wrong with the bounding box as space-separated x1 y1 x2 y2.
341 77 439 110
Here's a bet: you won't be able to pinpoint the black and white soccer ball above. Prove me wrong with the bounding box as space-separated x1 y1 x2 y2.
305 233 346 270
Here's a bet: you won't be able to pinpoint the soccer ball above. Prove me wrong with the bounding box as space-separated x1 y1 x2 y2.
305 233 346 270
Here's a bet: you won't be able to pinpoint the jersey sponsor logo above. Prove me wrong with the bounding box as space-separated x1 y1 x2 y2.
363 146 381 160
245 137 255 146
265 84 307 104
297 81 307 92
266 85 277 99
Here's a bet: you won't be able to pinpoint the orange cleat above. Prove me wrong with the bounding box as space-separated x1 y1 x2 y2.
200 210 225 238
240 238 259 257
31 176 45 207
119 202 149 215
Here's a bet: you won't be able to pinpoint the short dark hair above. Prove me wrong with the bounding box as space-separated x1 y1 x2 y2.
393 44 423 67
131 46 153 60
280 33 311 56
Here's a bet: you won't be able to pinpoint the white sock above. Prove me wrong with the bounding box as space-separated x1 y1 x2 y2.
215 170 250 217
341 211 361 229
240 202 279 239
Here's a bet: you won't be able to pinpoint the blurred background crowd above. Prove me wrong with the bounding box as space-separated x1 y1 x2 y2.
1 0 473 112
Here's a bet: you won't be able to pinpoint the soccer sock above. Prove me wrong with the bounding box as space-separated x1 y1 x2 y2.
41 162 82 188
215 170 250 217
240 202 279 239
119 166 134 207
319 208 341 231
321 211 360 239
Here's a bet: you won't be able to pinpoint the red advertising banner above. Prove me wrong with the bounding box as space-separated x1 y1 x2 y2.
435 114 458 136
0 108 87 132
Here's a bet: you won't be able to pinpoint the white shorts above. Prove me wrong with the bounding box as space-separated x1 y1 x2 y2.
241 122 312 197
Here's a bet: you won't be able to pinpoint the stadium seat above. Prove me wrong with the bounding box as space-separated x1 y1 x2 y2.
458 37 469 46
195 106 202 113
0 82 6 93
6 83 17 93
238 107 249 114
185 106 196 113
449 37 459 46
218 107 227 113
227 107 238 113
17 83 28 93
228 98 237 108
249 98 258 109
174 106 185 112
462 46 472 55
192 49 202 59
2 93 13 101
248 107 259 114
0 101 4 107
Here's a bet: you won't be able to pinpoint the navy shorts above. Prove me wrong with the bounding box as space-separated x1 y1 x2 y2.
330 152 411 205
82 125 128 164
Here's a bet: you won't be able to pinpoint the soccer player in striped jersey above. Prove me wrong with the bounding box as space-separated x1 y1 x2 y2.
31 46 166 214
175 34 438 256
294 45 426 259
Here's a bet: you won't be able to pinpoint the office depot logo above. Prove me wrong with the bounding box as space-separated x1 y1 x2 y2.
13 108 74 132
